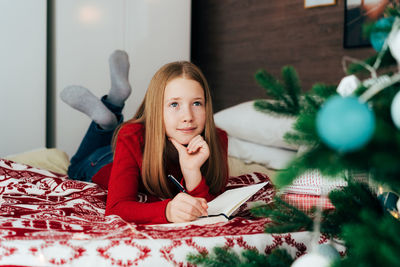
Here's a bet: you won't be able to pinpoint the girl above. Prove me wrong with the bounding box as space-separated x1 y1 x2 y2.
62 50 228 224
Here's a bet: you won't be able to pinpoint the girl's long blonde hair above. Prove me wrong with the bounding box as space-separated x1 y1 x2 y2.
112 61 228 199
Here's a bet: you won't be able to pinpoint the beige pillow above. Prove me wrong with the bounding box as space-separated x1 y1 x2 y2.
228 156 276 182
5 148 70 175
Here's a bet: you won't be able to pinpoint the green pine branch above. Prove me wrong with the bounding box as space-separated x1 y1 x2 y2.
290 113 319 141
386 5 400 17
187 180 396 266
321 180 384 237
254 69 287 101
261 249 294 267
333 210 400 267
187 247 294 267
254 66 302 116
254 99 296 117
188 247 240 266
281 66 301 112
252 196 313 233
303 94 321 113
309 83 337 100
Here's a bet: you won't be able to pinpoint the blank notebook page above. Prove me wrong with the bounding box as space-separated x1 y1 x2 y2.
207 182 268 216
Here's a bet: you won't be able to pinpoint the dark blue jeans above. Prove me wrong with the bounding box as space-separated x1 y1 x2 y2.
67 95 124 182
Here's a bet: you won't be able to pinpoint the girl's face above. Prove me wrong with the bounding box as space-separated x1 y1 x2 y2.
163 77 206 145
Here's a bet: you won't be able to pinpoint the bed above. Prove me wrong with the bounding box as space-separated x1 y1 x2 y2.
0 146 344 267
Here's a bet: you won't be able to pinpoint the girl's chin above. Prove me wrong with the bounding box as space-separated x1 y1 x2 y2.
166 136 187 145
176 139 190 146
174 136 192 146
168 132 200 145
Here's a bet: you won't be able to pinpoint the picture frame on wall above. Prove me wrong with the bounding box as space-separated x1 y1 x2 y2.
344 0 388 48
304 0 336 8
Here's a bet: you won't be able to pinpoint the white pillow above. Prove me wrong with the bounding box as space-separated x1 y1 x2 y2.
228 136 297 170
214 101 298 150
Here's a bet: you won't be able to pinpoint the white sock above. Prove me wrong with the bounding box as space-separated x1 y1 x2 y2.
107 50 132 107
60 85 117 130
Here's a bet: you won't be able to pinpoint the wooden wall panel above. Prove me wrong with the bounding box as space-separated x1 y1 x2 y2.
191 0 375 111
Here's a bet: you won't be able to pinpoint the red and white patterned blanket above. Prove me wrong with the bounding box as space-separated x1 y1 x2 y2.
0 159 343 266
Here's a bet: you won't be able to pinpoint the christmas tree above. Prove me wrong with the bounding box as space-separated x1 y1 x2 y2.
189 3 400 267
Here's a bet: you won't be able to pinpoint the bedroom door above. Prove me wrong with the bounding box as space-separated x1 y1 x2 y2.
0 0 47 157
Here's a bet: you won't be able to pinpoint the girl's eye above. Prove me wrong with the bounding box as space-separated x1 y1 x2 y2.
193 101 202 106
169 102 178 108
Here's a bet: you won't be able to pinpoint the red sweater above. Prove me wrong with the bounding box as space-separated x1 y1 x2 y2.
92 123 228 224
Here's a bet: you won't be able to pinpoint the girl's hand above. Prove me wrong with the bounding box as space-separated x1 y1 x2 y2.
170 135 210 170
170 135 210 190
166 193 208 222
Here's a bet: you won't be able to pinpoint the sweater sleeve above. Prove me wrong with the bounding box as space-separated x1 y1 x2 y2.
105 124 170 224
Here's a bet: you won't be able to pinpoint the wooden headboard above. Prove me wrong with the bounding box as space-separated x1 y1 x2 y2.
191 0 375 112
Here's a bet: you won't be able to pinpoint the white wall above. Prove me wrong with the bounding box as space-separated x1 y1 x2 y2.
0 0 47 157
54 0 191 157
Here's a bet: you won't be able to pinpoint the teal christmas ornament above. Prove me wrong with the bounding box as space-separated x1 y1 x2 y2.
370 17 395 52
316 96 375 152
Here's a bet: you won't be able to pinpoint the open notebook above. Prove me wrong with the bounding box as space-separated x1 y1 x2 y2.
156 182 268 227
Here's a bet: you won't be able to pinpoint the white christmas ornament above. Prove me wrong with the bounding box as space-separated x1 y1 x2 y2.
391 90 400 129
336 75 360 97
388 25 400 64
291 253 331 267
315 244 341 261
397 197 400 212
